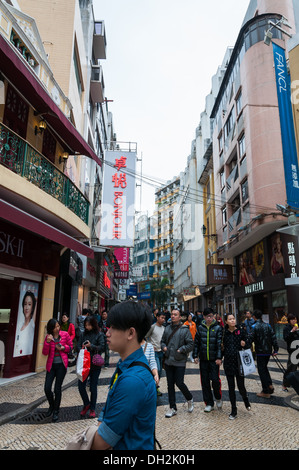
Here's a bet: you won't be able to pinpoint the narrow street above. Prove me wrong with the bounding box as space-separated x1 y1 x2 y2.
0 349 297 452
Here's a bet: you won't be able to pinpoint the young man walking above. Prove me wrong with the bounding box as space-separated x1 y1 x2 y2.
161 308 194 417
193 307 223 412
250 309 279 398
91 301 157 450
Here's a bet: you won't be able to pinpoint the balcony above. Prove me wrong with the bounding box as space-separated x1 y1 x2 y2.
93 21 107 60
0 123 89 224
90 65 105 104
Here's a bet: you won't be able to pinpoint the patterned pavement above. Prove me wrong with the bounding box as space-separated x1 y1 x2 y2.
0 349 298 451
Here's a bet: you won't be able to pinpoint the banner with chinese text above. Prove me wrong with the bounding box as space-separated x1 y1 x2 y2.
100 151 136 246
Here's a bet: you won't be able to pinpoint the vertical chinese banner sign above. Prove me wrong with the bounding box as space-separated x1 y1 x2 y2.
273 43 299 210
100 151 136 246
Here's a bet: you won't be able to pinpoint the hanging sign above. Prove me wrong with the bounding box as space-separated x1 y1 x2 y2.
100 151 136 246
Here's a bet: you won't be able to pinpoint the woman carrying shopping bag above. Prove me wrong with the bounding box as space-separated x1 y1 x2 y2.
42 319 73 422
77 316 105 418
222 313 251 420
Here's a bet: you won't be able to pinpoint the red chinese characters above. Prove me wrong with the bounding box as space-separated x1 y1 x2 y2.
111 156 128 239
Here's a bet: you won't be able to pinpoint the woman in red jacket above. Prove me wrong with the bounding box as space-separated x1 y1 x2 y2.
42 318 73 422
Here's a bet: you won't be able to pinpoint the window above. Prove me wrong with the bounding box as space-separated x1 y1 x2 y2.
222 207 227 225
218 131 224 154
241 179 249 203
73 40 84 97
236 91 242 116
239 133 246 159
220 169 225 190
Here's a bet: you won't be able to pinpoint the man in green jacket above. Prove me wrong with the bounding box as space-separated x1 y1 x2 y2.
193 307 223 412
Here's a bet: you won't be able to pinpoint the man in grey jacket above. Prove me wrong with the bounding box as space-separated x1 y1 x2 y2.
161 309 194 417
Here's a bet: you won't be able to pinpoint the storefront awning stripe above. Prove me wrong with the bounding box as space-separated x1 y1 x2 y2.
0 34 101 166
0 199 94 259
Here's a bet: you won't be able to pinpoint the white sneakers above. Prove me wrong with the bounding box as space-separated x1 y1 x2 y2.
165 407 177 418
204 405 214 412
165 398 194 417
204 400 222 412
187 398 194 413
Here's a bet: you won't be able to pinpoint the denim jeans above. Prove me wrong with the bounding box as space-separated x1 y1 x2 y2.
155 351 164 379
44 362 67 411
78 367 101 411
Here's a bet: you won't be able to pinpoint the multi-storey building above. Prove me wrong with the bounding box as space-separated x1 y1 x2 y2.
0 0 113 378
131 213 155 301
211 0 299 338
152 177 179 308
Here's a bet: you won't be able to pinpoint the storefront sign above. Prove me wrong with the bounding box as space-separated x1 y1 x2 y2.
0 231 24 258
207 264 233 285
0 220 60 276
244 281 264 295
100 151 136 246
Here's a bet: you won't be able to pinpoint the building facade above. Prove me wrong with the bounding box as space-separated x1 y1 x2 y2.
0 0 114 378
211 0 299 337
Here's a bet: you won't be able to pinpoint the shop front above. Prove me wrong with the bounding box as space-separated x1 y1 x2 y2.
234 231 299 340
0 220 60 378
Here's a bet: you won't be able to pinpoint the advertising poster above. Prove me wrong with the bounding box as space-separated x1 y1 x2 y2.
13 280 39 357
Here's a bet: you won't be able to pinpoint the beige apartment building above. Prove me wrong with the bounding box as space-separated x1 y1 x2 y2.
211 0 299 339
0 0 108 379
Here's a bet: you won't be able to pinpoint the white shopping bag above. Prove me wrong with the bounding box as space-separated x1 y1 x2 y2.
238 349 256 376
76 348 91 382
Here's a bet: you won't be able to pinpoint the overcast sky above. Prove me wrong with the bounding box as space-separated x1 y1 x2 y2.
93 0 250 215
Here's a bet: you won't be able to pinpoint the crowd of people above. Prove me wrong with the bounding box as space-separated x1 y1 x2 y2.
147 306 298 420
41 301 298 450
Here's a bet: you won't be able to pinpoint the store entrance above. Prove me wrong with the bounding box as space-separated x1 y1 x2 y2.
0 278 17 377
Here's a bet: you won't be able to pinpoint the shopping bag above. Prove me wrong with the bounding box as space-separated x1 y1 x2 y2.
76 348 91 382
238 348 256 376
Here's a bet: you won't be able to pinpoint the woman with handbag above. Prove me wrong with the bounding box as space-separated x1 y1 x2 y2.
77 316 106 418
222 313 251 420
42 319 73 422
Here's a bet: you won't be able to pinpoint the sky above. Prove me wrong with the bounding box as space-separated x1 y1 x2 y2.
93 0 250 215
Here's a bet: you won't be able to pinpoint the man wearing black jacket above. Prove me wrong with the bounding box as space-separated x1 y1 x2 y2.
250 310 279 398
193 307 223 412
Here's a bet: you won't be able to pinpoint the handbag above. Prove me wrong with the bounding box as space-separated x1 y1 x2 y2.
76 348 91 382
92 353 104 367
65 424 98 450
238 348 256 376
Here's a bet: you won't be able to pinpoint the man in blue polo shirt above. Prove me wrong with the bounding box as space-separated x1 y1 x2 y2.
91 301 157 450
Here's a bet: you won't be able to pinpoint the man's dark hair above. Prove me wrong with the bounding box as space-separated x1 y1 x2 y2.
156 312 165 318
107 301 152 343
253 309 263 320
203 307 214 316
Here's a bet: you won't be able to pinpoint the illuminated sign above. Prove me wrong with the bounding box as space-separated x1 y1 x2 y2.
100 151 136 246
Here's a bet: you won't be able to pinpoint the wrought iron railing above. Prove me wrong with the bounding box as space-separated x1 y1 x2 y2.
0 123 89 224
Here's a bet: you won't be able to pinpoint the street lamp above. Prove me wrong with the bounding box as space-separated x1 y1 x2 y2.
201 224 217 242
264 16 292 45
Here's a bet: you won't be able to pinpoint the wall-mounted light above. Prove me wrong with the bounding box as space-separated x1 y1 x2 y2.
59 152 69 164
35 119 47 135
201 224 217 242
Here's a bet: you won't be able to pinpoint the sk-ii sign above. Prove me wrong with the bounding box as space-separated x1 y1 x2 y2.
273 43 299 210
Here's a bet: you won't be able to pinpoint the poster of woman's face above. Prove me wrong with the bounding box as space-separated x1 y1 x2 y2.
13 280 38 358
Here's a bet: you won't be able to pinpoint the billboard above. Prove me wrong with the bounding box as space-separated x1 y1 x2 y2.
100 151 136 246
273 43 299 209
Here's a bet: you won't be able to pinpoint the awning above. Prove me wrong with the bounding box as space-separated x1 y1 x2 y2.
0 199 94 259
0 34 101 166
